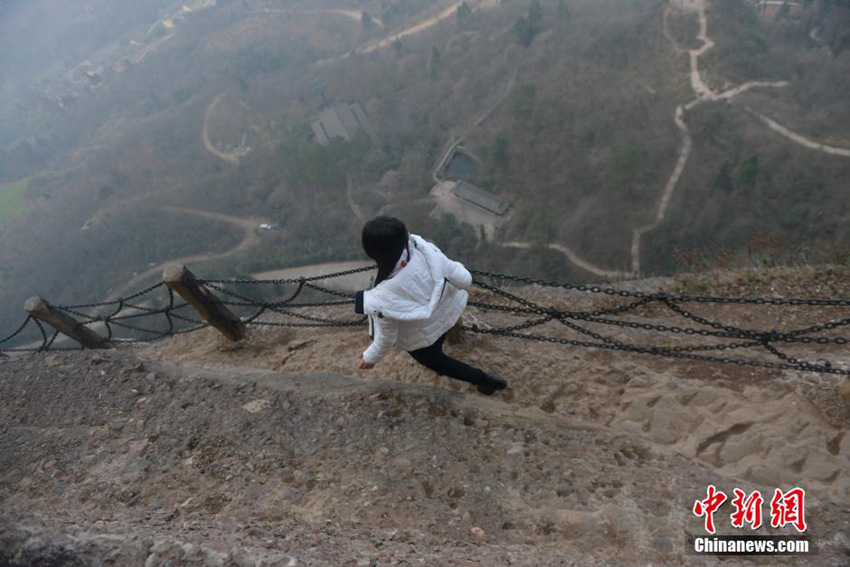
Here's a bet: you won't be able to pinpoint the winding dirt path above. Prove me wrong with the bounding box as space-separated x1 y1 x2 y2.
132 34 174 64
630 0 849 276
316 0 498 66
743 106 850 157
359 1 467 54
630 0 721 275
346 176 366 223
715 80 790 102
631 105 693 275
502 242 629 280
202 94 241 164
662 7 684 54
105 207 268 301
255 8 384 27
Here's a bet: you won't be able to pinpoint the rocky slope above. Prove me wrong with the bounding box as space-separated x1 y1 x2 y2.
1 342 848 565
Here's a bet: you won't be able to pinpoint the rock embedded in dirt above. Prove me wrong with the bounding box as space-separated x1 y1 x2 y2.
837 379 850 403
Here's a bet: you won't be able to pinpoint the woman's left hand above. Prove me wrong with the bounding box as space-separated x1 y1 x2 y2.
358 358 375 370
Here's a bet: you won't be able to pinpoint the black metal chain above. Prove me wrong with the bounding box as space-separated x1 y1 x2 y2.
465 276 849 375
204 282 364 328
199 264 375 285
470 269 850 306
465 326 849 375
2 266 847 377
0 315 33 346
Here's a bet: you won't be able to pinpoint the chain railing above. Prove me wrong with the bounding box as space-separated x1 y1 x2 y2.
1 283 209 353
1 265 848 376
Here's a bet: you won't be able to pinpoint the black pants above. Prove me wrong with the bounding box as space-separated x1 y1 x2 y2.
408 332 487 386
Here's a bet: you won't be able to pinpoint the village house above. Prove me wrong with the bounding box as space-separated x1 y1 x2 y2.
310 103 376 146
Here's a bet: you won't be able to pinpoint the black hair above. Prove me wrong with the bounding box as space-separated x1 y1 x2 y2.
362 216 409 286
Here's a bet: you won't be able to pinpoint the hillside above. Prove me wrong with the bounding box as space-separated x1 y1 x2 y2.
1 344 848 565
1 0 849 343
1 266 849 564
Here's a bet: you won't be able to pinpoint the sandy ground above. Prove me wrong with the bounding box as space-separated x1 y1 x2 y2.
144 304 850 504
2 267 848 565
2 347 848 566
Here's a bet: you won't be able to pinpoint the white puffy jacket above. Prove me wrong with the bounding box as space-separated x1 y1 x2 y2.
357 234 472 364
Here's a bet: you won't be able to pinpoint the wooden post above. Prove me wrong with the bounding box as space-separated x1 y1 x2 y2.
446 316 464 346
162 264 244 342
24 296 111 349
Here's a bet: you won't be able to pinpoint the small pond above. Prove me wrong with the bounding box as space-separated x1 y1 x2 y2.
444 150 478 179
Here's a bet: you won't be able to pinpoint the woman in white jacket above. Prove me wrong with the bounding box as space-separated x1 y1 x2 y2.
355 216 507 395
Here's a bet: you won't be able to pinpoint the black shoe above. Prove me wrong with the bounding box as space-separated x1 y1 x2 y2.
476 374 507 395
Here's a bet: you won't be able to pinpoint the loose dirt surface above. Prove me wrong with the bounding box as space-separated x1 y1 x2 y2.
2 350 847 566
2 267 849 565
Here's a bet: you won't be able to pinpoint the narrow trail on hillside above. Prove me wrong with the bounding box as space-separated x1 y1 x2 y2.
132 34 174 64
105 207 267 301
202 94 241 164
743 106 850 157
662 6 685 54
501 241 628 279
630 103 692 276
359 0 496 55
254 8 384 27
629 0 850 276
316 0 499 66
346 176 366 223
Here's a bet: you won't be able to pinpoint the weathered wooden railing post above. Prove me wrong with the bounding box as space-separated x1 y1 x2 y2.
447 316 464 346
24 296 111 349
162 264 244 341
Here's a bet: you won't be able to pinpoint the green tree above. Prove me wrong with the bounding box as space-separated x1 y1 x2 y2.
737 154 760 188
457 1 472 26
277 126 371 192
513 16 535 46
712 161 734 192
428 46 442 79
481 132 510 188
514 0 543 46
361 11 373 29
557 0 571 21
528 0 543 33
490 133 509 170
511 84 537 120
609 148 644 196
